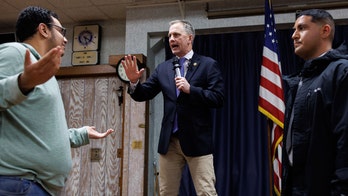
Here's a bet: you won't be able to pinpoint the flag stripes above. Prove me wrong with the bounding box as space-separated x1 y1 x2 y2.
258 0 285 195
271 124 283 195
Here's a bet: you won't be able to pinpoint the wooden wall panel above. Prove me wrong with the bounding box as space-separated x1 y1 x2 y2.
63 79 85 195
123 97 146 195
105 78 122 195
73 79 86 195
58 75 122 196
79 78 95 195
91 78 108 195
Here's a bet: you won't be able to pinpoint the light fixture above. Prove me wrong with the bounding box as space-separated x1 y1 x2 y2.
117 86 124 106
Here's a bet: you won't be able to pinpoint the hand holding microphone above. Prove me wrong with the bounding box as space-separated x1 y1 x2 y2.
173 58 182 77
173 57 190 94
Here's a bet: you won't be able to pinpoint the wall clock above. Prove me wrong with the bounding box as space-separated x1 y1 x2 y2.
73 25 100 51
116 57 145 83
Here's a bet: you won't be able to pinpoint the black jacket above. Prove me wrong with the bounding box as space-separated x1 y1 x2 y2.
282 43 348 195
130 53 224 156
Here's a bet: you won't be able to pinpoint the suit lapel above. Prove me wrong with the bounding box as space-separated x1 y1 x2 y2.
168 57 178 96
185 54 200 81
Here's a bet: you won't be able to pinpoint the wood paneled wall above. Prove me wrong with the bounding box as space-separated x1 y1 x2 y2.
57 68 123 195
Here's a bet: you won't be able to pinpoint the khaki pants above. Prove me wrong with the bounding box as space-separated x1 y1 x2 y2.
159 137 217 196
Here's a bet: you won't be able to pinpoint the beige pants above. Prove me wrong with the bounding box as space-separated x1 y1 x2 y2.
159 137 217 196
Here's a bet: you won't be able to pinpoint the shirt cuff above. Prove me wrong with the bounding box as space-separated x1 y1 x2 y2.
128 80 139 94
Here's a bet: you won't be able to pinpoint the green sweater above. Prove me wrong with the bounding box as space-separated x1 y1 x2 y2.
0 43 90 195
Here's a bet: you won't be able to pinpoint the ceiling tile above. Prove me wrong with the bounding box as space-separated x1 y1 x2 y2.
0 1 18 14
64 7 109 22
47 0 93 8
4 0 55 11
1 0 348 31
98 5 126 20
89 0 132 5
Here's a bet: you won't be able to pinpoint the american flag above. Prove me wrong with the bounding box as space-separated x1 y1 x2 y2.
258 0 285 195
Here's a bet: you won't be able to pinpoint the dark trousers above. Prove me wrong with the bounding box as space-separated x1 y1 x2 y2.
0 176 49 196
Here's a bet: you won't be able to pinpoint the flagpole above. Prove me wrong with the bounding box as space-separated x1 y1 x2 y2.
258 0 285 195
267 120 273 196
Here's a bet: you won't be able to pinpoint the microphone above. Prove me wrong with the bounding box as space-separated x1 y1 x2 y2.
173 57 181 77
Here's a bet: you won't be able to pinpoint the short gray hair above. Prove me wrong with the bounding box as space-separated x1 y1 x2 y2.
169 20 195 39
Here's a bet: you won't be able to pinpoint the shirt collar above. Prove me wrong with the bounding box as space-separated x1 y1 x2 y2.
177 50 194 60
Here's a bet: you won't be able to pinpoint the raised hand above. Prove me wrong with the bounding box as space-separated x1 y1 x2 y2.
18 46 64 94
121 55 145 83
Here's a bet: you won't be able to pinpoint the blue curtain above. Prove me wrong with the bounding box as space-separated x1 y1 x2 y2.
164 25 348 196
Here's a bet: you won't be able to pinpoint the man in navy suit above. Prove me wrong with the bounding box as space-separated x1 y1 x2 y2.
122 20 224 195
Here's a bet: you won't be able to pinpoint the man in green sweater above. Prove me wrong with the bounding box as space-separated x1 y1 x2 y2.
0 6 114 195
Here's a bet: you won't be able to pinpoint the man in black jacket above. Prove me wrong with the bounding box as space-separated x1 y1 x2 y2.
282 9 348 195
121 20 224 195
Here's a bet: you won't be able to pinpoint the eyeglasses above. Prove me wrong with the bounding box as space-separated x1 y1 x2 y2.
49 23 66 37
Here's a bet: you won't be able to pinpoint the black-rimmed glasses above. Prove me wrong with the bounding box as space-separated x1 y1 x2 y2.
49 23 66 37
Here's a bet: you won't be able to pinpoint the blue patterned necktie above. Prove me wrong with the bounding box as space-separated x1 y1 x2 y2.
179 57 186 75
173 57 186 133
176 57 186 96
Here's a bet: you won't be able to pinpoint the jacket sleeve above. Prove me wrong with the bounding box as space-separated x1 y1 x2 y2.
332 63 348 194
0 45 28 110
0 74 27 111
129 66 162 102
69 126 90 148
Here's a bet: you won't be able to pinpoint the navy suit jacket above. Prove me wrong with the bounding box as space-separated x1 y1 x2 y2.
130 53 224 156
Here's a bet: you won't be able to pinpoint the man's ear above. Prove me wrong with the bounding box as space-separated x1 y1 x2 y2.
38 23 49 38
188 34 194 45
321 24 331 39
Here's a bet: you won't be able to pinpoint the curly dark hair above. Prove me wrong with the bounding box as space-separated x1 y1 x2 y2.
15 6 59 42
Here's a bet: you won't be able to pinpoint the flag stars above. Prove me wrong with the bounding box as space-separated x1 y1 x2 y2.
262 2 283 194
